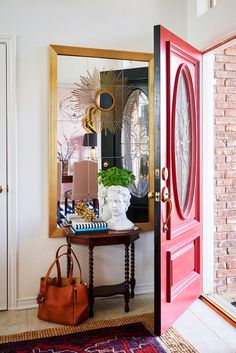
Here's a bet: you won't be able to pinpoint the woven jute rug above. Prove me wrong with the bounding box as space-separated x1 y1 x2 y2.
0 312 198 353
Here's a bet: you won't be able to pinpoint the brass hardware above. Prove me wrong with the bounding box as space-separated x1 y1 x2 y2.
155 168 160 178
103 161 109 168
148 191 160 202
162 186 169 202
148 191 155 199
162 167 169 181
162 186 173 232
0 185 3 193
155 192 160 202
163 198 173 232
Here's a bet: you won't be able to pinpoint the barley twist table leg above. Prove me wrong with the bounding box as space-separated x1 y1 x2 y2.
89 244 94 317
130 241 136 298
124 242 130 312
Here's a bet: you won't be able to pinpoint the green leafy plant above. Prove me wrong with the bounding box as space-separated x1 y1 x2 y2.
97 167 135 188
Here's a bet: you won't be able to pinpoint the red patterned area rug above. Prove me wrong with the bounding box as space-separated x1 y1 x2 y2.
0 322 167 353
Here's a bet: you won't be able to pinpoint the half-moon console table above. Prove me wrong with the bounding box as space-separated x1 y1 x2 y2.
65 227 140 317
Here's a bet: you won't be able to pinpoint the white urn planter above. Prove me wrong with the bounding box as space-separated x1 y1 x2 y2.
106 185 134 231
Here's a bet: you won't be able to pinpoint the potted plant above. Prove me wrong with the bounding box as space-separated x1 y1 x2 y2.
97 167 135 188
97 167 135 231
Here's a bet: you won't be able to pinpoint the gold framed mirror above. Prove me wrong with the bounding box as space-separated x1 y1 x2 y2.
49 44 154 238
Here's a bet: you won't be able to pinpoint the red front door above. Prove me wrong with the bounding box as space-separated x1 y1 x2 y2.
154 25 202 335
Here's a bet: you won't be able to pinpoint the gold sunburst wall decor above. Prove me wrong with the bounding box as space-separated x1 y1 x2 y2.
82 106 97 134
71 68 128 134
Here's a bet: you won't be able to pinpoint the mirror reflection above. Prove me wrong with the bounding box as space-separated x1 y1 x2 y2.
57 56 149 226
49 45 154 237
122 89 149 222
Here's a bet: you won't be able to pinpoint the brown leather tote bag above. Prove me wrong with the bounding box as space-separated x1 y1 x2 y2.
37 250 88 325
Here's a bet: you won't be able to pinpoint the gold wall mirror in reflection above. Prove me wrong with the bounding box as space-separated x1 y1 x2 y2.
95 90 115 111
49 44 154 237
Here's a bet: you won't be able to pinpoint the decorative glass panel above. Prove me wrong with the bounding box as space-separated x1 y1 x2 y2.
121 89 149 198
175 72 191 211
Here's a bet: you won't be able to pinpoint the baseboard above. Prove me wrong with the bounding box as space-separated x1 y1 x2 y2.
17 297 38 310
135 282 154 295
16 283 154 310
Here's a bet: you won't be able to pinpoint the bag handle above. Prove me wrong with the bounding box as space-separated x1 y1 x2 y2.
40 252 74 298
56 244 83 283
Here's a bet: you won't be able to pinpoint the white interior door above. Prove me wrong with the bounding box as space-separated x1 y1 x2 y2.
0 42 8 310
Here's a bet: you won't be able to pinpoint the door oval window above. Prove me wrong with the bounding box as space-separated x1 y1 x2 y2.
172 64 196 218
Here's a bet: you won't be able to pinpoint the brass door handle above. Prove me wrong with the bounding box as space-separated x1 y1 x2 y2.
0 185 3 193
103 161 109 168
162 186 173 232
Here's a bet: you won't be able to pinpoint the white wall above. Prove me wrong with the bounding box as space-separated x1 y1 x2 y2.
0 0 187 308
187 0 236 293
187 0 236 50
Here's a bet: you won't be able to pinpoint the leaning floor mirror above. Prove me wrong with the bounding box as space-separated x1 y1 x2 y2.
49 44 154 237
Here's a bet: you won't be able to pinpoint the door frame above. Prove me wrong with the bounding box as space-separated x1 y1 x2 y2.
0 35 17 309
202 36 236 293
202 37 236 322
202 52 215 294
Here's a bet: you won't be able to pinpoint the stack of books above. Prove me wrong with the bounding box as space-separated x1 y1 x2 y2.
63 214 108 234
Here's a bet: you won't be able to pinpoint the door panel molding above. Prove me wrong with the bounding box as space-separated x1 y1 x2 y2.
0 35 17 309
171 64 196 219
167 234 201 302
170 219 200 239
167 40 200 238
167 42 200 67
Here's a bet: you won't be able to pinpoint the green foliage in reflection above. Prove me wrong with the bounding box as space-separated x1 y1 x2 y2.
97 167 135 187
